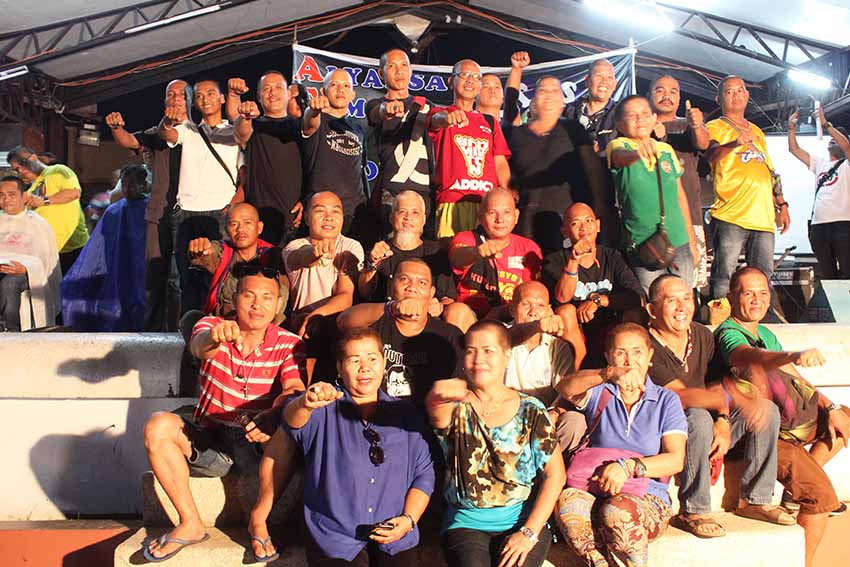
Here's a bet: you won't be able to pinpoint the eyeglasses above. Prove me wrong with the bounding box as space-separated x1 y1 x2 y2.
362 427 385 466
232 263 280 280
454 71 482 82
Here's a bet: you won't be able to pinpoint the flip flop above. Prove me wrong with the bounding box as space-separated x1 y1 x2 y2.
670 513 727 538
250 535 280 563
142 532 210 563
735 504 796 526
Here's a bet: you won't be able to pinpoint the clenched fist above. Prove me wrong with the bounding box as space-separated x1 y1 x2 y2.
238 100 261 120
310 90 330 113
477 239 509 260
209 320 243 350
511 51 531 69
311 239 335 261
792 348 826 368
389 298 427 321
188 237 212 259
105 112 125 130
369 241 394 266
429 378 469 403
383 99 406 119
303 382 343 409
228 77 249 96
445 109 468 128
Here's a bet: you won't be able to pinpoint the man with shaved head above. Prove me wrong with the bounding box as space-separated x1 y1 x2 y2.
429 59 512 241
541 202 643 367
105 79 190 330
184 202 288 331
302 69 371 242
449 187 541 318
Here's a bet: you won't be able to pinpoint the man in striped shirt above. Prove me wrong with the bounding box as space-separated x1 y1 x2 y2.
143 269 306 562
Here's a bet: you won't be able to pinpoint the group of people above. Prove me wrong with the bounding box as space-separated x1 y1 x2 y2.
1 45 849 567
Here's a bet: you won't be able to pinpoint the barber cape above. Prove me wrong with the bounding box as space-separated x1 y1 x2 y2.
61 198 147 331
0 210 61 328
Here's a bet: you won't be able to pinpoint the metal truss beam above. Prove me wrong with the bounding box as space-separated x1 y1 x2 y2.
0 0 261 73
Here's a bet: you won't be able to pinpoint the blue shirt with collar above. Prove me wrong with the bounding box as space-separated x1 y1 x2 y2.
284 388 436 560
579 375 688 504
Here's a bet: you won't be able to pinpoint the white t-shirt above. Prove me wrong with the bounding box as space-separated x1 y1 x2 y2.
168 120 242 211
283 235 364 312
810 155 850 225
504 332 575 407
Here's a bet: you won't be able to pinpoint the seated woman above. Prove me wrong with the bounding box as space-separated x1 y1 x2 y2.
555 322 687 567
426 320 566 567
283 327 435 566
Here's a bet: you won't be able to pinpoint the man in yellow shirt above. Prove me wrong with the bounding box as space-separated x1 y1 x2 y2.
705 76 790 299
7 146 89 274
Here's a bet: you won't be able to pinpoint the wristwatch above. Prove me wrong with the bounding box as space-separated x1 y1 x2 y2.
42 196 50 206
519 526 539 544
827 402 841 413
823 121 834 130
630 458 648 478
590 294 603 307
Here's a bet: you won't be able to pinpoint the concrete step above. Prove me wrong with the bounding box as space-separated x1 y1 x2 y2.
142 471 302 528
0 332 184 399
116 514 804 567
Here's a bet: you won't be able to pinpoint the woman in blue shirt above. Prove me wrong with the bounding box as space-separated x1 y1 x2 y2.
283 327 435 566
556 322 687 567
427 319 566 567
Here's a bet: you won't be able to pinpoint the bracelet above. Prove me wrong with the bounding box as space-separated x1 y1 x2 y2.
616 457 631 476
402 512 416 531
519 526 539 545
363 259 378 272
384 300 397 318
823 121 834 130
827 402 841 413
777 202 789 209
563 269 578 277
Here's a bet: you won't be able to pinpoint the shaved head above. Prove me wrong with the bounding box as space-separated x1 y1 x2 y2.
564 202 596 222
228 202 259 221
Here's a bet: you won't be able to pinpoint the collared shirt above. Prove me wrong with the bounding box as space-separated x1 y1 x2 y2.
563 96 617 152
168 120 242 211
190 316 306 425
505 332 575 407
27 165 89 253
284 389 436 561
578 375 687 504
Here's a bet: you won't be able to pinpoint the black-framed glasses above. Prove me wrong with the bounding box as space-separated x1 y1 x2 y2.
232 262 280 280
362 427 385 466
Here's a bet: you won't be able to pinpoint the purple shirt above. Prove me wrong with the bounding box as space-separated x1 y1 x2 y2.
284 388 436 560
580 375 687 504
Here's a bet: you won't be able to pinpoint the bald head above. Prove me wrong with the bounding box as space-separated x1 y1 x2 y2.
307 191 344 239
563 202 600 245
510 280 552 325
226 202 262 249
479 188 519 240
564 202 596 222
228 202 259 222
481 187 516 211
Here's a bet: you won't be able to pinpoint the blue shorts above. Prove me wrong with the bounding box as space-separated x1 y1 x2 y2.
181 416 263 478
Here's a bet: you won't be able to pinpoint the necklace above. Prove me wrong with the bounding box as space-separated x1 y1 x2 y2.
650 326 692 374
234 342 255 399
472 389 509 418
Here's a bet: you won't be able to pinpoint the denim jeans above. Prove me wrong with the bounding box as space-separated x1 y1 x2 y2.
676 406 780 514
0 273 28 331
629 243 695 295
710 219 774 299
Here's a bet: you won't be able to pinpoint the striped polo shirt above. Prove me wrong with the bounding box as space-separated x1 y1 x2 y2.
191 316 307 425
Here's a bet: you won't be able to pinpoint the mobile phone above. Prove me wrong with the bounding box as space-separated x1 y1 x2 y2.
372 521 395 533
295 83 310 113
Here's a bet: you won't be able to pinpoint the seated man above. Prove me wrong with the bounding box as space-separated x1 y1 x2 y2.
142 270 306 562
283 191 362 379
61 165 149 332
714 266 850 567
184 202 288 336
541 202 644 368
449 187 542 321
506 280 586 452
0 176 60 330
339 258 464 406
646 274 788 538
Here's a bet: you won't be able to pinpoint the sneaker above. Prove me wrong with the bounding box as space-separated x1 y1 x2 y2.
781 490 800 512
831 502 847 517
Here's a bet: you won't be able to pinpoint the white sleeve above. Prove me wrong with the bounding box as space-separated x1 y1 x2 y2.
166 122 188 148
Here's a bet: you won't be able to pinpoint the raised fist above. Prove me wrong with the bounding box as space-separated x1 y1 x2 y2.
228 77 249 96
430 378 469 403
369 241 393 266
303 382 343 409
477 239 509 260
511 51 531 69
310 89 330 112
383 99 406 119
312 239 335 261
188 237 212 259
105 112 125 130
390 298 427 321
238 100 261 120
446 109 468 128
210 320 243 349
793 348 826 368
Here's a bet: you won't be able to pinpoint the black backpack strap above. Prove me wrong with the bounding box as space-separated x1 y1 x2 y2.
483 112 497 145
197 125 238 188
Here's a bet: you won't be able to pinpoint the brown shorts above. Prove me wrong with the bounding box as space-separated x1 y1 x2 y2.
776 438 839 515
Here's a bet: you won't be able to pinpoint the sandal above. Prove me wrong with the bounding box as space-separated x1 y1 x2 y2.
249 534 280 563
142 532 210 563
735 504 796 526
670 513 726 538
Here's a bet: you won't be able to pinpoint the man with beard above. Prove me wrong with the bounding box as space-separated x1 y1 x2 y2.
227 71 305 245
649 75 711 289
366 49 435 237
338 258 464 406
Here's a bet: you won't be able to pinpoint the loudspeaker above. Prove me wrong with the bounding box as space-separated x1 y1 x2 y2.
771 266 816 323
806 280 850 323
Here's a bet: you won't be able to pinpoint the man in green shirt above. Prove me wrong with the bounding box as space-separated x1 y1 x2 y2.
715 266 850 567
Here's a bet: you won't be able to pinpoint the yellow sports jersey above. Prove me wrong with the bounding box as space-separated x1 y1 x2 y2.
27 164 89 253
706 118 775 232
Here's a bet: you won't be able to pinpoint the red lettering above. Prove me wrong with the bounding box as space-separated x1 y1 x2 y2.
293 55 324 83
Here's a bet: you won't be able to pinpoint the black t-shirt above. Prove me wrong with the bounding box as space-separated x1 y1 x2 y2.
649 322 715 390
365 95 434 199
371 314 465 405
135 128 181 216
507 118 594 251
563 97 618 152
366 240 456 301
660 118 703 225
244 116 304 232
541 245 645 320
302 115 367 215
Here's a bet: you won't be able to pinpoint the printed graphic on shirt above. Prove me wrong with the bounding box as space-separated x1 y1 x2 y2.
818 169 841 188
391 134 429 185
575 278 613 300
326 130 363 156
454 134 490 178
382 345 428 398
738 147 766 164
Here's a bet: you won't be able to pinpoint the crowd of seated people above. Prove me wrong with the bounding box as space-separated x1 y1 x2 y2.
2 45 850 567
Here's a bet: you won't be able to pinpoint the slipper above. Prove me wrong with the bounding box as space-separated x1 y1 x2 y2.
670 514 726 538
142 532 210 563
735 504 796 526
250 535 280 563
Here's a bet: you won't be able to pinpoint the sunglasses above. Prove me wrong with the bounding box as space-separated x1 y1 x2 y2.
362 427 385 466
232 263 280 280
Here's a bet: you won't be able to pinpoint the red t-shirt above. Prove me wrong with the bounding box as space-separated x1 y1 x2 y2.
428 106 512 204
191 316 307 425
450 231 542 316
